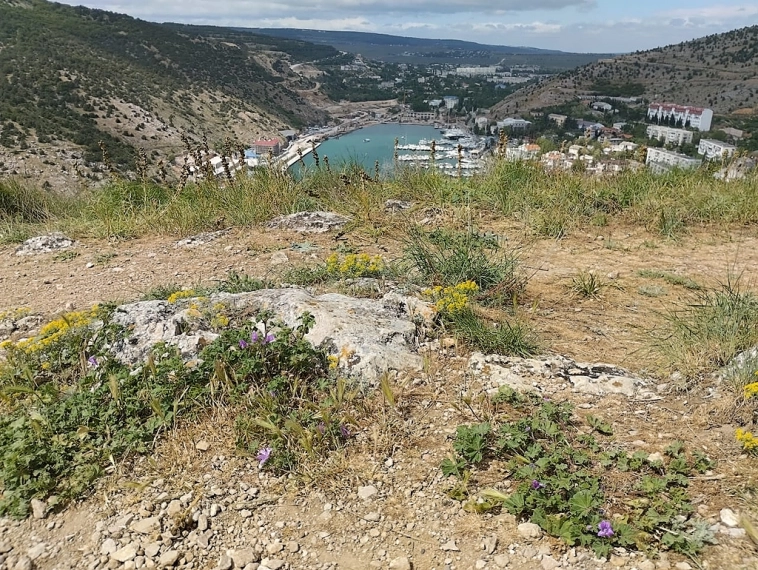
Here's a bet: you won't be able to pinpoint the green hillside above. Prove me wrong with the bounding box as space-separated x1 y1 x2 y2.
0 0 333 171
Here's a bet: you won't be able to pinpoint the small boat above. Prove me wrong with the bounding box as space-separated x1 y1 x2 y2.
364 138 371 142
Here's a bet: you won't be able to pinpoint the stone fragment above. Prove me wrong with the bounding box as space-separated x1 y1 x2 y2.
131 517 161 535
440 540 459 551
0 541 12 554
197 514 209 532
216 555 232 570
166 500 183 517
266 542 284 555
363 512 381 522
639 561 655 570
475 560 487 570
358 485 378 500
389 556 412 570
286 541 299 553
541 555 559 570
517 522 542 539
111 543 139 563
270 252 289 265
483 535 497 555
265 560 285 570
158 550 180 567
720 508 739 527
229 548 258 567
385 200 412 212
195 441 210 451
26 544 45 561
13 556 34 570
493 555 509 568
674 563 692 570
100 539 118 556
30 499 47 520
144 543 161 558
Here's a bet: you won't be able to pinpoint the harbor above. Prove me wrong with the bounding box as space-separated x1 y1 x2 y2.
285 122 492 176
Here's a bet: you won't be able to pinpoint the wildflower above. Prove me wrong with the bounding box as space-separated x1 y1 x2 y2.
531 480 546 490
339 424 351 438
251 331 259 343
597 520 614 538
239 339 248 349
744 381 758 399
263 333 275 344
317 422 326 435
256 446 272 467
87 356 99 369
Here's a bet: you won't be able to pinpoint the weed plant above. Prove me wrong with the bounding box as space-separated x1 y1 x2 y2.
441 387 716 559
571 271 604 298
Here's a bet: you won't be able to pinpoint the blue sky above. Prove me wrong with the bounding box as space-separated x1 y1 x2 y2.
58 1 758 53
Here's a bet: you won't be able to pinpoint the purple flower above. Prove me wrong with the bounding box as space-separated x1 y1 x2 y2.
239 339 248 349
251 331 259 343
597 520 614 538
339 424 351 438
87 356 99 369
317 422 326 435
256 446 272 467
531 480 546 490
263 333 275 345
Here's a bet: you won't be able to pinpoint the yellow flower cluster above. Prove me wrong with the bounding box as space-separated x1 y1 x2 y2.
325 253 384 278
744 379 758 399
167 289 197 303
0 307 30 322
13 307 100 354
423 281 479 315
736 428 758 451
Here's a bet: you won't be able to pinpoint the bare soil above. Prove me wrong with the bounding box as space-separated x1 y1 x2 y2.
1 219 758 570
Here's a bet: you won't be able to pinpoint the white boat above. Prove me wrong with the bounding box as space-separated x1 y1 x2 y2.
364 138 371 142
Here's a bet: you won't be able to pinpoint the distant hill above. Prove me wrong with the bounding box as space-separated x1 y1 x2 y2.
492 26 758 118
0 0 335 186
252 28 610 69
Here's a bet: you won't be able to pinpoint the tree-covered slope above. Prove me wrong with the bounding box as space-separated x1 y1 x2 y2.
0 0 332 171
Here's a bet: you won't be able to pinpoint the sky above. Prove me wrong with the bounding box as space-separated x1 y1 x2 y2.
57 1 758 53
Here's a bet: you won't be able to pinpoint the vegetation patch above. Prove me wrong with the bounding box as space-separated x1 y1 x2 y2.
0 304 351 517
652 277 758 384
441 387 716 559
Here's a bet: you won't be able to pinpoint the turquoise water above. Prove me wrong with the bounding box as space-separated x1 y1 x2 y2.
293 123 442 173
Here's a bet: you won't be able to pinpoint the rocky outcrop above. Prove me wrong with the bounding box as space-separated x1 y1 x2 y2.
469 352 657 398
265 211 350 233
14 233 75 256
110 289 434 384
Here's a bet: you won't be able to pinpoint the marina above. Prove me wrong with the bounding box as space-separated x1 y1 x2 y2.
290 123 491 176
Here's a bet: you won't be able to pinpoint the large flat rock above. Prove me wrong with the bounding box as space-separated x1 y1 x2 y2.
110 289 433 384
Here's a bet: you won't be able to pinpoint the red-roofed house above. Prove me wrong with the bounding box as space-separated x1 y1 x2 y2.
252 139 282 156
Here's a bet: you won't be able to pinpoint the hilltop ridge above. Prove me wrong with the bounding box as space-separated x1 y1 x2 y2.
492 25 758 117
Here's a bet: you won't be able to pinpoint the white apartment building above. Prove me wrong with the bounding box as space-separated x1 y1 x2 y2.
647 103 713 132
497 118 532 130
698 139 737 160
646 148 702 173
645 125 694 145
455 66 498 76
505 143 541 161
443 96 459 110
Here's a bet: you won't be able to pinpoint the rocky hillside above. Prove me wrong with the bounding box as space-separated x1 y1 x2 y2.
0 0 336 187
492 25 758 118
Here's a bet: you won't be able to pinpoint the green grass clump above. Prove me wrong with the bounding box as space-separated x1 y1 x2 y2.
571 270 604 298
653 276 758 384
405 227 523 300
441 388 716 559
0 307 344 517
